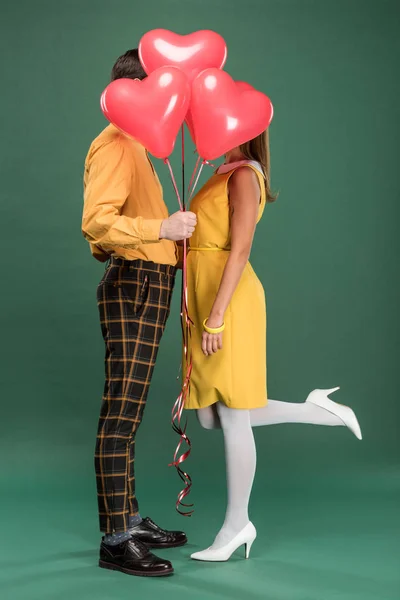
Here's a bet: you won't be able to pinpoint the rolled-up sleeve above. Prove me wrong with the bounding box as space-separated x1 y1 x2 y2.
82 140 163 249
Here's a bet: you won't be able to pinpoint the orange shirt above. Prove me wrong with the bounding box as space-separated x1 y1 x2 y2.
82 124 178 265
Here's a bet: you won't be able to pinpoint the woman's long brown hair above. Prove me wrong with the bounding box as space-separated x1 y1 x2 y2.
239 129 277 203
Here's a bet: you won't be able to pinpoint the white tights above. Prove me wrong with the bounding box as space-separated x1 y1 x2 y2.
198 397 345 550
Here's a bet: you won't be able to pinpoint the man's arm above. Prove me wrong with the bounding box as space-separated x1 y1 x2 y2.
82 139 197 249
82 140 163 249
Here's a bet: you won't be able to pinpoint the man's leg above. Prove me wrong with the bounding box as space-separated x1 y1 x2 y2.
127 438 142 528
95 260 175 536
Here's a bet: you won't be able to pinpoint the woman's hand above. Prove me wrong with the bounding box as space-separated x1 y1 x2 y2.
202 314 224 356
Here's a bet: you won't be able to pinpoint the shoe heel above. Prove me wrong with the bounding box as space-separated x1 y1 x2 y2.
245 538 255 559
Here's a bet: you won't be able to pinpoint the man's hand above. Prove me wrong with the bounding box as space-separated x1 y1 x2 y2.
160 211 197 242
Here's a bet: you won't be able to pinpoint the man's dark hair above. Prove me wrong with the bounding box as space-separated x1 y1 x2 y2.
111 49 147 81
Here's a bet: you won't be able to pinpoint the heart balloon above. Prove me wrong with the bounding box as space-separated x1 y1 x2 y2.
185 80 256 144
139 29 227 82
101 67 190 159
190 69 274 160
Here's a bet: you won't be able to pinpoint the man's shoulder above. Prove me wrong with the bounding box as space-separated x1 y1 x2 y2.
90 123 128 151
85 124 136 167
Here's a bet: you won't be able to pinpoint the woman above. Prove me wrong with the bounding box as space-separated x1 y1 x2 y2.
184 129 362 562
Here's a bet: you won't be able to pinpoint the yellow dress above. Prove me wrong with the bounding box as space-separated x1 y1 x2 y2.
184 161 268 410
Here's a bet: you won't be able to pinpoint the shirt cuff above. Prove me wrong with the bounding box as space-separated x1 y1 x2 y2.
140 219 163 244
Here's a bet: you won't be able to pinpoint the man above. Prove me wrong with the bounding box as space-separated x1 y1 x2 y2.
82 49 197 578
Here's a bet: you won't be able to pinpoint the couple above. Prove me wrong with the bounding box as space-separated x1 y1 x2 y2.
82 49 362 578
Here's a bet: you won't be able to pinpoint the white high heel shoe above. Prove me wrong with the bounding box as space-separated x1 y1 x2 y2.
306 387 362 440
190 522 257 562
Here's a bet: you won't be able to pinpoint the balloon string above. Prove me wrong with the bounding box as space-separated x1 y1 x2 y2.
171 239 194 516
188 160 205 207
187 155 201 198
164 149 213 516
164 152 194 516
164 158 183 211
181 125 185 209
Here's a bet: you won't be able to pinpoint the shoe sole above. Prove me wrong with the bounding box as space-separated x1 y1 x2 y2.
145 539 188 549
99 560 174 577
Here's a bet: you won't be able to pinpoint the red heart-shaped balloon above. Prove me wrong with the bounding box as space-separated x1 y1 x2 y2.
185 80 255 143
190 69 274 160
139 29 227 82
101 67 190 158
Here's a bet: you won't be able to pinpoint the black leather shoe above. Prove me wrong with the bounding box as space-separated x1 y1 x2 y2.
99 537 174 577
129 517 188 549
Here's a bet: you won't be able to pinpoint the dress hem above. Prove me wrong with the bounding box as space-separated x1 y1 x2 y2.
184 397 268 411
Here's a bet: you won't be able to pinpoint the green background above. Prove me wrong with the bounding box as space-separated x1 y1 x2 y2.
1 0 399 598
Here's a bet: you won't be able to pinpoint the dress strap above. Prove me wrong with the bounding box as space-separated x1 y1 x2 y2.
217 159 264 177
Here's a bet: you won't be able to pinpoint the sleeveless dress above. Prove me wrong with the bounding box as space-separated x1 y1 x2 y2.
184 160 268 410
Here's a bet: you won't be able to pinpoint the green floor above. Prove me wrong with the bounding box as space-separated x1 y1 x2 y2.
2 463 398 600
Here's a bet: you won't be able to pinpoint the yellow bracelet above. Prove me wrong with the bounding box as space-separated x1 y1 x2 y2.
203 318 225 334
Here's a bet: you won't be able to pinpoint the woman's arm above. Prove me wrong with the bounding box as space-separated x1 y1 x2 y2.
202 167 260 355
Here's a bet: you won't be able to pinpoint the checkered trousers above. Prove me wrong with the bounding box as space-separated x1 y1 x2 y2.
95 256 177 533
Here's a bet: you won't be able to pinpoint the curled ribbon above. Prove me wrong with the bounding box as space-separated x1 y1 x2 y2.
164 128 207 515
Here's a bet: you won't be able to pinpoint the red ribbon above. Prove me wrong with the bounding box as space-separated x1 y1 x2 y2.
164 130 208 515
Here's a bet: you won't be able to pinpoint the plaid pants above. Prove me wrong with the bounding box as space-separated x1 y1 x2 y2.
95 256 177 533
